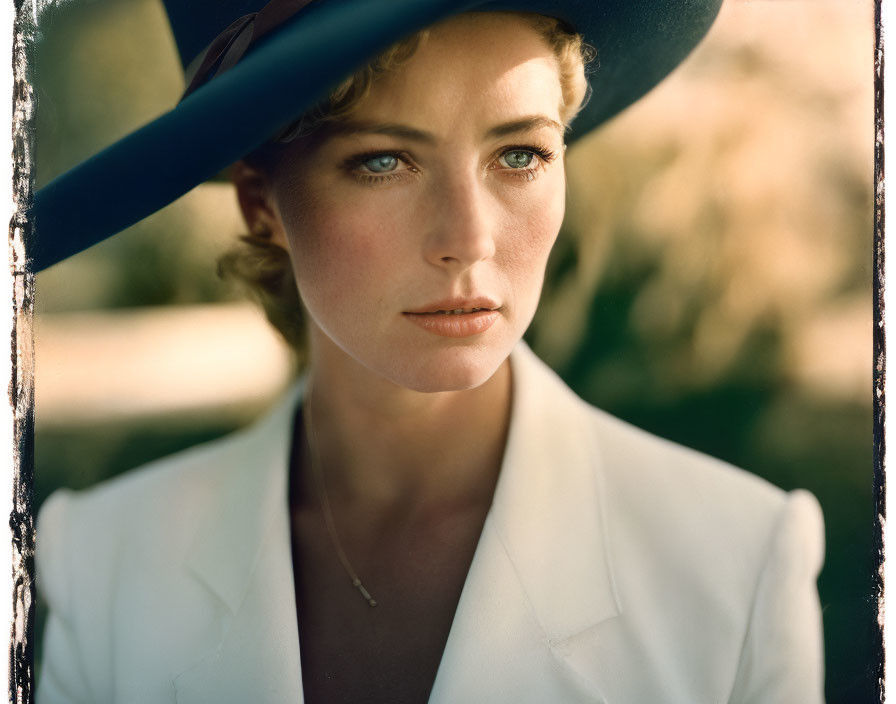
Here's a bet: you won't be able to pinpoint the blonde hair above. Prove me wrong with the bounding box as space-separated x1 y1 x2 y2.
219 13 593 355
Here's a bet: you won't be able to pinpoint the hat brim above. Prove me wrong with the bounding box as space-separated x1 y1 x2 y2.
29 0 722 272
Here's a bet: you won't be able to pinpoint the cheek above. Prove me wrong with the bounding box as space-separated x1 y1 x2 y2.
498 176 565 279
278 190 415 312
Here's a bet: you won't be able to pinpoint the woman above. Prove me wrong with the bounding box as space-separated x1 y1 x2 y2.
33 1 825 702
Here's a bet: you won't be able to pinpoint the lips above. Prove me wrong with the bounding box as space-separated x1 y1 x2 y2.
430 307 491 315
403 298 501 338
405 297 500 315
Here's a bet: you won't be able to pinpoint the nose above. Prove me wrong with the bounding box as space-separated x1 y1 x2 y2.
423 173 496 270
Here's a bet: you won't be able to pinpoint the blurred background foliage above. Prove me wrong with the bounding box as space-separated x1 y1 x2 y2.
31 0 874 700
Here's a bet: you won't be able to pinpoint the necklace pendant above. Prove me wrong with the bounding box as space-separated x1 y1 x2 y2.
306 394 379 609
354 580 378 607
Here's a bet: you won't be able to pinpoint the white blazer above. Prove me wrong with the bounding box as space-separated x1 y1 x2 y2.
36 344 825 703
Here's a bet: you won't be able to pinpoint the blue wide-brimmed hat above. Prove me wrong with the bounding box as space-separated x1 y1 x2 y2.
29 0 723 272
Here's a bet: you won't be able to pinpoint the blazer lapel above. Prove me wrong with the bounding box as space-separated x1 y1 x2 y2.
171 383 306 703
430 344 623 703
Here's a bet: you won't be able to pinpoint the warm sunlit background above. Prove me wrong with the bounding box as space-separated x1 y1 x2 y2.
32 0 875 700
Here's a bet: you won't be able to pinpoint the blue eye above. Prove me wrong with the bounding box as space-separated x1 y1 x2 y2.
500 150 535 169
363 155 399 173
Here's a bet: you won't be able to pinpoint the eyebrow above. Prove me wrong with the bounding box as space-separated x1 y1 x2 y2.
484 116 565 139
328 120 436 144
329 115 565 143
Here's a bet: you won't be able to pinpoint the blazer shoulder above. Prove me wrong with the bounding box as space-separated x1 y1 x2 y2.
580 401 824 613
35 405 289 608
37 381 302 539
586 403 790 521
38 421 256 537
36 391 299 701
513 342 801 529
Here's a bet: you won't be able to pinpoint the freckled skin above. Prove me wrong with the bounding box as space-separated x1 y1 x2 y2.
264 13 567 393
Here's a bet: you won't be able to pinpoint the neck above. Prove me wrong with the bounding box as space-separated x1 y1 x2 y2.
296 334 513 513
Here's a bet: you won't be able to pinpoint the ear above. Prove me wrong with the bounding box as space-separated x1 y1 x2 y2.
231 160 289 248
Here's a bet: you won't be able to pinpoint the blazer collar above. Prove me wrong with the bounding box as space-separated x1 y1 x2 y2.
182 378 304 613
490 342 622 643
174 380 307 702
426 344 623 703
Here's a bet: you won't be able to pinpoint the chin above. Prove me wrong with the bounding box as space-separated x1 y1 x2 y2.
382 343 511 394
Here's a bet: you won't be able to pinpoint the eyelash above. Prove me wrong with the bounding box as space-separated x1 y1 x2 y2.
492 144 559 182
344 144 559 186
345 151 418 185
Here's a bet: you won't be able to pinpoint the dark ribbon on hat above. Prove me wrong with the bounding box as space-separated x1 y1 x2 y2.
182 0 317 99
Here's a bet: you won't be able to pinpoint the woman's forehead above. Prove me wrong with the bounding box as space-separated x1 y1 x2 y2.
400 12 560 86
352 15 564 132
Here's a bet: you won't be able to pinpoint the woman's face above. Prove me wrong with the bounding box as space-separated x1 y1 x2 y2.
262 13 567 392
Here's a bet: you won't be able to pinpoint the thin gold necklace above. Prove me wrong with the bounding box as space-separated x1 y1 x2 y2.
303 384 378 608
